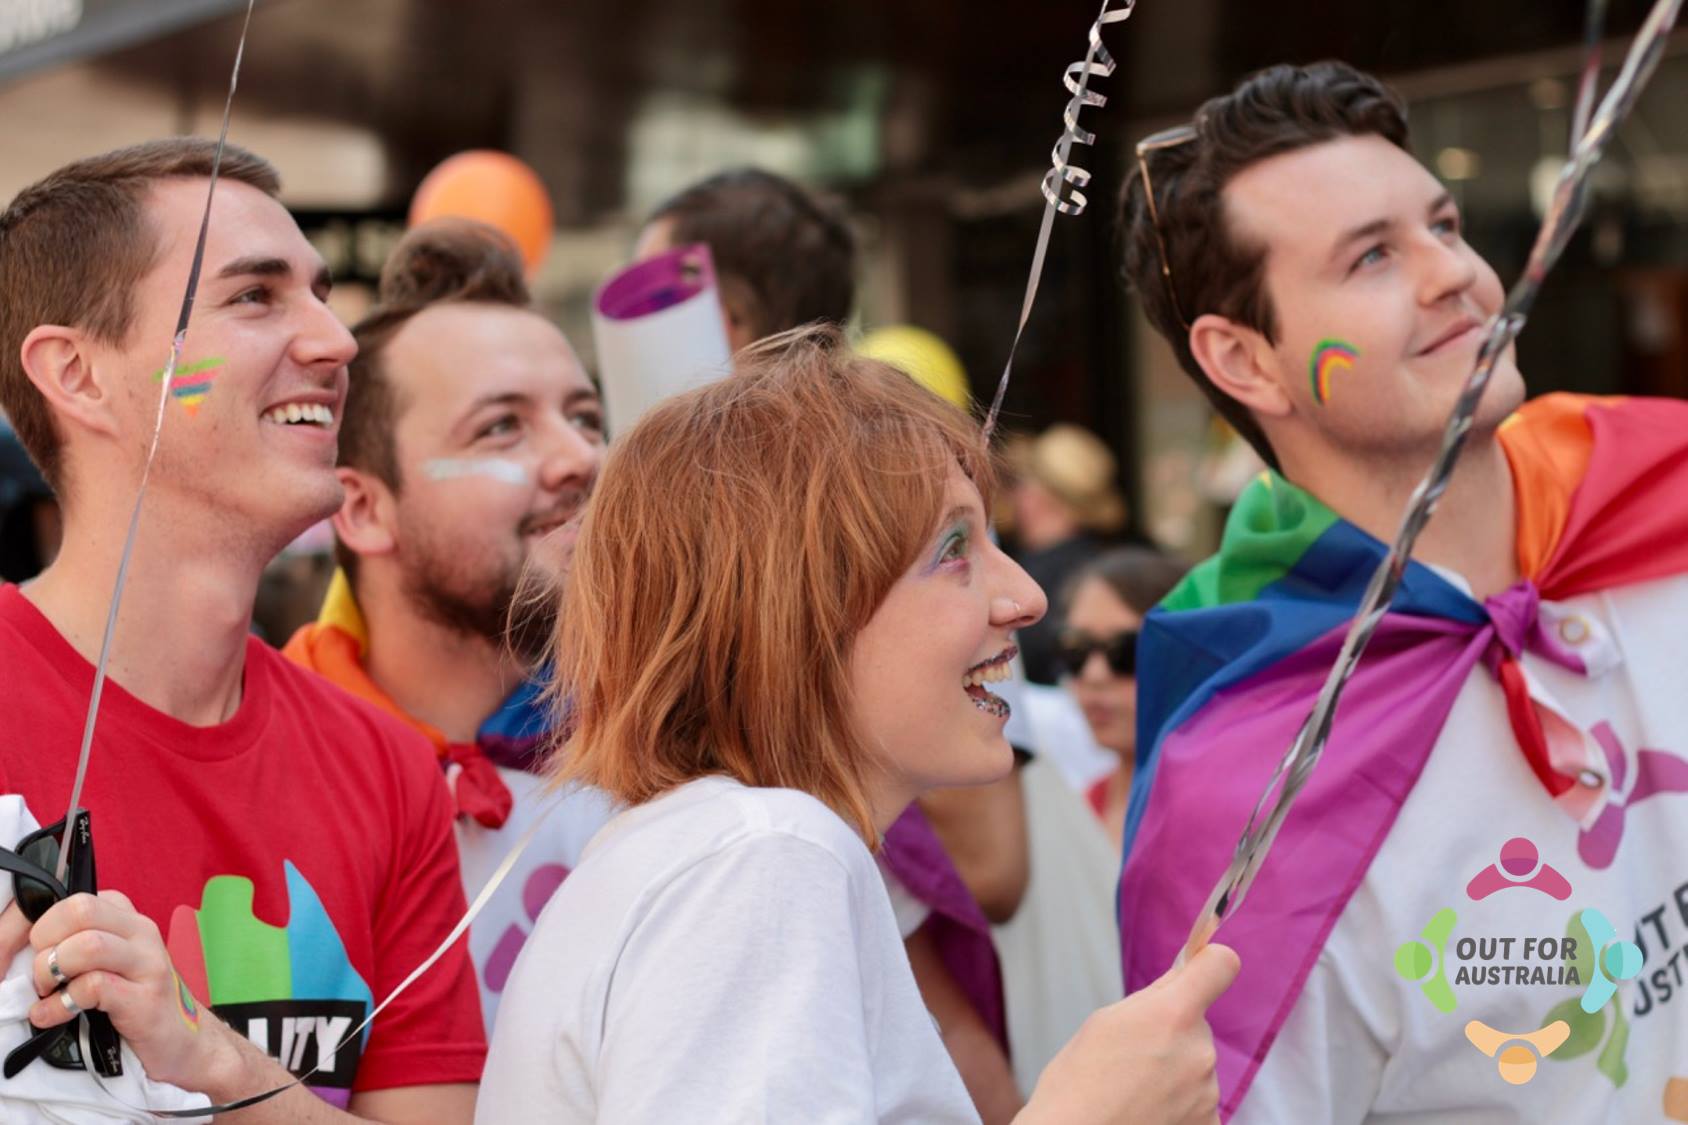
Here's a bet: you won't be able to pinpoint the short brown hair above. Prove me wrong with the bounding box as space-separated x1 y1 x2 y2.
0 139 280 489
335 219 532 584
1118 61 1409 469
551 324 993 841
648 168 856 340
1063 546 1189 619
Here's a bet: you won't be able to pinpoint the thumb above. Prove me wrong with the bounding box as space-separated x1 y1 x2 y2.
1167 942 1241 1011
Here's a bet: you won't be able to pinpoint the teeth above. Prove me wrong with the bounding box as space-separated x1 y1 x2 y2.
963 658 1013 689
262 403 335 426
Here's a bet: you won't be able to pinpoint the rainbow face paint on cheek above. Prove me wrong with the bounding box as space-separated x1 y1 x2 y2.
1308 339 1359 406
422 457 529 486
150 356 227 416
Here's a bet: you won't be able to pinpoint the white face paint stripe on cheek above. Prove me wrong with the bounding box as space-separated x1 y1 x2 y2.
421 457 530 486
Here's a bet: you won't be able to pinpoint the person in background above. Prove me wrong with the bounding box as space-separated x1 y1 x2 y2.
1056 547 1190 848
633 167 855 353
284 218 615 1034
1008 424 1133 685
0 413 59 582
633 177 1026 1119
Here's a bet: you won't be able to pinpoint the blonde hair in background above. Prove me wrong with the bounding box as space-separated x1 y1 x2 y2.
549 324 996 841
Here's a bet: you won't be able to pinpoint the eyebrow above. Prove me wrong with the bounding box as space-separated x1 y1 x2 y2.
465 386 601 413
1325 191 1457 266
937 504 972 529
214 255 334 292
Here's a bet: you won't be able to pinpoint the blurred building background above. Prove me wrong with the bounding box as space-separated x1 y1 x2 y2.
3 0 1686 558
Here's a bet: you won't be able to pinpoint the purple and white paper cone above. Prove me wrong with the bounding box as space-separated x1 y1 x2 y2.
591 242 733 436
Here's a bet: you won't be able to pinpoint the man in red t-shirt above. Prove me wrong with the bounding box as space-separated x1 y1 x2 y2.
0 140 483 1120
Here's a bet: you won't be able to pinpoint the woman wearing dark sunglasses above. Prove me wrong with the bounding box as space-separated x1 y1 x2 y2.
1056 548 1188 848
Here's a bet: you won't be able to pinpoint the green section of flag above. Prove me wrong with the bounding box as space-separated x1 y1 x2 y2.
195 875 291 1005
1161 471 1340 612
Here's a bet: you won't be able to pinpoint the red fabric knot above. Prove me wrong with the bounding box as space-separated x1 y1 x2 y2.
443 742 514 828
1480 581 1575 798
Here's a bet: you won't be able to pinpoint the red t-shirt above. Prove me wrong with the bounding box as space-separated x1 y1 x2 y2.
0 585 485 1106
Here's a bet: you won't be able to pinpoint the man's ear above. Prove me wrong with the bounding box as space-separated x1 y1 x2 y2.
1188 313 1293 420
19 326 122 440
332 467 399 562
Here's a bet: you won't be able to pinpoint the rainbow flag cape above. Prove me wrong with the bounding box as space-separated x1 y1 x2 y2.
1117 394 1688 1117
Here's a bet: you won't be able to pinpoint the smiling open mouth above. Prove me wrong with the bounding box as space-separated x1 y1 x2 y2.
963 647 1015 720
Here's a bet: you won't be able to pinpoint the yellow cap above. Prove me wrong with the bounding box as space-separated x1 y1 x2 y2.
858 325 971 409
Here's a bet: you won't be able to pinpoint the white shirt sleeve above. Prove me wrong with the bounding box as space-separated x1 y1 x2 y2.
591 832 883 1124
1230 945 1389 1125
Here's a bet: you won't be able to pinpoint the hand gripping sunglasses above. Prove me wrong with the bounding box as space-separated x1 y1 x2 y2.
0 808 124 1079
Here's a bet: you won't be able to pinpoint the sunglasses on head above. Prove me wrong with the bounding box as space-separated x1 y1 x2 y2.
1134 122 1199 331
1055 631 1139 678
1 809 123 1080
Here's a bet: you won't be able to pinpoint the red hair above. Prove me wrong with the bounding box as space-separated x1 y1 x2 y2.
551 325 994 839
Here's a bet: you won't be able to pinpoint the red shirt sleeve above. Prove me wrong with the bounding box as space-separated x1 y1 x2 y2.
352 725 487 1091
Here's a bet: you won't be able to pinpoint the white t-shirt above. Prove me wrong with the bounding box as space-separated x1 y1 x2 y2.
1236 574 1688 1124
476 776 980 1124
454 767 616 1033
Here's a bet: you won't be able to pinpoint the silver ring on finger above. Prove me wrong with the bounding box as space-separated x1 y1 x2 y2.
46 945 67 987
58 988 81 1018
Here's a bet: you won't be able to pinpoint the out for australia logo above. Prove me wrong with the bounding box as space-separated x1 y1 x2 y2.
1391 836 1643 1087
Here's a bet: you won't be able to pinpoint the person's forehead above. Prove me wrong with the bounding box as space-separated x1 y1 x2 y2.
1222 134 1440 265
1068 575 1140 627
941 462 985 512
630 215 676 263
143 177 318 271
388 302 589 412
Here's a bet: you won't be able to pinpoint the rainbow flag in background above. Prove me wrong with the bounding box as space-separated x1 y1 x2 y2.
1117 394 1688 1118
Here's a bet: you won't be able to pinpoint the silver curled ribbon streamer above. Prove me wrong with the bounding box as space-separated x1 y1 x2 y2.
56 0 258 874
1180 0 1685 965
980 0 1136 441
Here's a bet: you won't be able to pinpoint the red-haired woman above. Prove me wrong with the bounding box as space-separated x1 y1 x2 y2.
478 327 1237 1124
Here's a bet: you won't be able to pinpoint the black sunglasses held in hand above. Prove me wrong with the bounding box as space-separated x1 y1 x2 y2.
1056 631 1139 678
1 808 124 1079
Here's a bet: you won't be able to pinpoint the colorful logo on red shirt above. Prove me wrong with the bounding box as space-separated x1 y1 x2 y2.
166 862 373 1109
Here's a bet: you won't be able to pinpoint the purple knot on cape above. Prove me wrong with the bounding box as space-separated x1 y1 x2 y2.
1480 580 1585 677
1482 580 1539 661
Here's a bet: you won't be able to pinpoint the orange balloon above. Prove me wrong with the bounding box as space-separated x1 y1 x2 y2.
409 151 554 274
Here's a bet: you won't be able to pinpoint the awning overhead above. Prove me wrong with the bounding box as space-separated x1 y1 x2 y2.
1 0 249 83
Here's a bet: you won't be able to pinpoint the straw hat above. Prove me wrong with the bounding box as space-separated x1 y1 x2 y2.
1019 424 1127 534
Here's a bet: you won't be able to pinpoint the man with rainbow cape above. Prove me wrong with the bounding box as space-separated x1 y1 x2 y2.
1116 61 1688 1121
